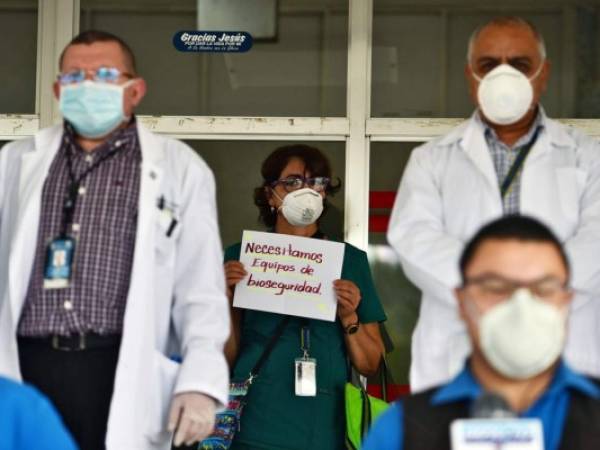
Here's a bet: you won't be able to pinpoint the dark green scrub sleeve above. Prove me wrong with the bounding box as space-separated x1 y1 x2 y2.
342 243 387 324
224 242 242 263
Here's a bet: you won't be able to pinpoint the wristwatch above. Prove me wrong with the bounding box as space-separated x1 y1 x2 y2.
344 320 360 335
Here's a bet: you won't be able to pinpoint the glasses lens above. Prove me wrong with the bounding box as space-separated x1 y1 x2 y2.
281 177 304 192
307 177 330 192
58 70 85 85
530 279 567 300
95 67 121 83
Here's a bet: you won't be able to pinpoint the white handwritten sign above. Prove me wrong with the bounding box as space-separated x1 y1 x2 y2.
233 230 345 321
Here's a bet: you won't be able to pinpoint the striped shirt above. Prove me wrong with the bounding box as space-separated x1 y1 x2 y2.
475 110 544 214
18 121 141 337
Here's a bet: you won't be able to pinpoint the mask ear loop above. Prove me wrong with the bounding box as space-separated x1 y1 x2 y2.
527 60 545 81
119 79 138 123
269 187 285 213
469 60 545 83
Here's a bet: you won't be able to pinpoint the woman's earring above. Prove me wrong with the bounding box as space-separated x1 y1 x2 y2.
270 206 276 213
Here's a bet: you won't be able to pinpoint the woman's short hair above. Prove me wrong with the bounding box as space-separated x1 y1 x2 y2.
254 144 341 228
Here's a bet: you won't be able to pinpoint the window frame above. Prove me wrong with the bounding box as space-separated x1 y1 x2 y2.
1 0 599 249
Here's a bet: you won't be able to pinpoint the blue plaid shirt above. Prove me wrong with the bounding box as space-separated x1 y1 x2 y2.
474 109 544 214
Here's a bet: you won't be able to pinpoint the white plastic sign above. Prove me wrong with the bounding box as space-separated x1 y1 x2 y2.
451 418 544 450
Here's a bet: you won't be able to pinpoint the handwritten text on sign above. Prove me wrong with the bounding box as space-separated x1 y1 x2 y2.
234 230 345 321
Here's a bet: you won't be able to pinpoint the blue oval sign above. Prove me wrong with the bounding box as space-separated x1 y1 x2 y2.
173 31 253 53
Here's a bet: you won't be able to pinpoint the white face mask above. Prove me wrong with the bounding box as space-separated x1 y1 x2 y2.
473 63 543 126
274 188 324 227
468 288 567 379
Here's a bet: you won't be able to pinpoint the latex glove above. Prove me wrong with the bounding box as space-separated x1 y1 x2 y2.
168 392 216 447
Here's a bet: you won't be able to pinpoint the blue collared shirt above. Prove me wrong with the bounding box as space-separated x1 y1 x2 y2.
362 360 600 450
0 376 78 450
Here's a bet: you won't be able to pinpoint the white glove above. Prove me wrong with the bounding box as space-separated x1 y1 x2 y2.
167 392 216 447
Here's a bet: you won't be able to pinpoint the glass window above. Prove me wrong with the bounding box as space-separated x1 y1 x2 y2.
372 2 600 119
80 0 348 116
186 140 345 248
0 1 37 113
369 142 420 385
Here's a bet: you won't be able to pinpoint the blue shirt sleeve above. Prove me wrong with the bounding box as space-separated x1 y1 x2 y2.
0 380 78 450
362 401 404 450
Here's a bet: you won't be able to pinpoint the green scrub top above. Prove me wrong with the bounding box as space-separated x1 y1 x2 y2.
225 239 387 450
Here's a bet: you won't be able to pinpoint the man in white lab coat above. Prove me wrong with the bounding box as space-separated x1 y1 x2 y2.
388 17 600 393
0 30 229 450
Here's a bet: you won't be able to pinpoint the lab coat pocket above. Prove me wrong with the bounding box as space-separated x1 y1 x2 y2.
556 168 587 229
145 351 180 442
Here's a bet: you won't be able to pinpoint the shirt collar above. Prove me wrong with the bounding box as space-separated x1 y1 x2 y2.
431 359 600 408
473 106 546 150
63 117 139 158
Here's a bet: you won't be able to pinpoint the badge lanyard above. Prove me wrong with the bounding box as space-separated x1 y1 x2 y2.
43 141 122 290
295 321 317 397
500 126 541 199
61 143 122 236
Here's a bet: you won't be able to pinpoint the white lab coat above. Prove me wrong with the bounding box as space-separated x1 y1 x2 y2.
388 111 600 393
0 124 230 449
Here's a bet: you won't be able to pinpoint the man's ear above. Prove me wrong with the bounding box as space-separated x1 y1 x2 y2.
538 59 551 94
128 78 147 108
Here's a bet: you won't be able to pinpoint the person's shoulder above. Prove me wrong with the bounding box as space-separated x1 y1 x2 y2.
139 123 212 175
407 118 471 173
413 118 471 153
545 117 599 154
0 132 39 160
362 401 404 450
0 376 47 410
342 241 367 259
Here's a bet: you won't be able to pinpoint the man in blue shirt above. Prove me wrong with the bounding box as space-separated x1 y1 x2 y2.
364 215 600 450
0 376 77 450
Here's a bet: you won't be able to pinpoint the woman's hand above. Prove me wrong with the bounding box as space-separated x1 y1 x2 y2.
334 279 361 325
224 261 247 301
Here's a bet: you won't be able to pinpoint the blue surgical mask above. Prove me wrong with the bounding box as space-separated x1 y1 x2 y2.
59 80 133 139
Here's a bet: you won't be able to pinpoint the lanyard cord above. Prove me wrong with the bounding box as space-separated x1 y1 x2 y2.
500 126 542 199
300 320 310 358
61 142 122 236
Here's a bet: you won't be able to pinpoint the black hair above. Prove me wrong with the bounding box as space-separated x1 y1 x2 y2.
459 215 570 282
254 144 341 228
59 30 137 74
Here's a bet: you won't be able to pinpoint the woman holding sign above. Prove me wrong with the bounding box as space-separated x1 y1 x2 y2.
223 145 387 450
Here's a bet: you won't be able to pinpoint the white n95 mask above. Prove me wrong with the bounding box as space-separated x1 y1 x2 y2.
474 63 542 126
476 288 567 379
276 188 324 227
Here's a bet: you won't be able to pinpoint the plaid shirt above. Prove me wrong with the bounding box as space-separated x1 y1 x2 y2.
475 110 544 215
18 122 141 337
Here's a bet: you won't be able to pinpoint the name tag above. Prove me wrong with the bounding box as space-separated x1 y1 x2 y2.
43 237 75 289
295 357 317 397
451 418 544 450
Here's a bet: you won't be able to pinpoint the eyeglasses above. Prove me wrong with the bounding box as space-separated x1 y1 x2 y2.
461 275 570 308
57 67 134 85
271 176 330 193
470 57 542 79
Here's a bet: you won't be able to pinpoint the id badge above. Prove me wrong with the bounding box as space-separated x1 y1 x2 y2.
295 357 317 397
43 237 75 289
